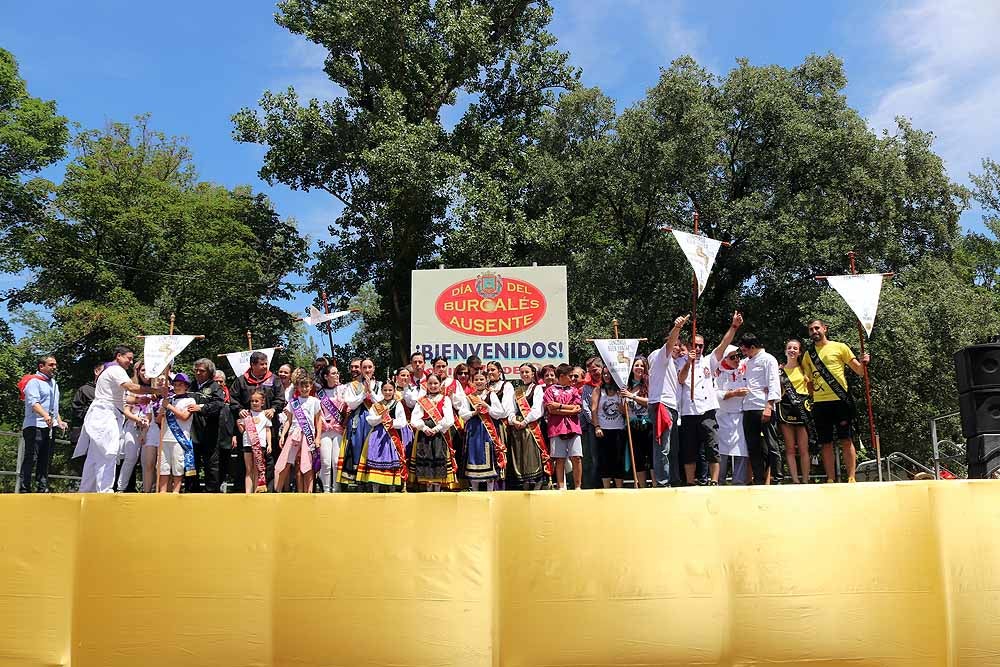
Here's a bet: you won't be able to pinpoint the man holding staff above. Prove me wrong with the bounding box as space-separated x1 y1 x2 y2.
647 314 690 487
800 319 869 483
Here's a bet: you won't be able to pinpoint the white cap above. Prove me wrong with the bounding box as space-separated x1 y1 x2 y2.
724 345 738 357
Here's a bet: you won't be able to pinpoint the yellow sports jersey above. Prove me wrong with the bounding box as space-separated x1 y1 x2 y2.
781 364 809 395
800 341 855 402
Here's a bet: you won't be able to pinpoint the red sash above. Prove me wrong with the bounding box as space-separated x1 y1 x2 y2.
242 413 267 493
468 393 507 471
514 386 550 475
372 400 407 480
417 395 457 475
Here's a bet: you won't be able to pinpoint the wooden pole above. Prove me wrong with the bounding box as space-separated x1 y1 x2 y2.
611 318 641 489
246 330 253 351
847 251 882 482
321 290 336 358
690 212 699 405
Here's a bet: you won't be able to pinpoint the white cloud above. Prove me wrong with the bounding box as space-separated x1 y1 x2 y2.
868 0 1000 185
272 34 344 102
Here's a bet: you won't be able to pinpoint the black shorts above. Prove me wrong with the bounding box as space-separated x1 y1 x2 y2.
595 428 627 480
812 400 852 444
628 420 654 472
679 411 720 464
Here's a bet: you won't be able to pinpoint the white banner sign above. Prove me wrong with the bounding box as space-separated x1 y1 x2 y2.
826 274 884 337
592 339 640 389
223 348 276 378
411 266 568 378
143 335 196 378
672 230 723 297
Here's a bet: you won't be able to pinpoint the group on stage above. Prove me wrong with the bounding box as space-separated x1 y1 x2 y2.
17 312 870 493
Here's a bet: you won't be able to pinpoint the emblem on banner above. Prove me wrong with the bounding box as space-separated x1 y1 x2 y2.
476 272 504 312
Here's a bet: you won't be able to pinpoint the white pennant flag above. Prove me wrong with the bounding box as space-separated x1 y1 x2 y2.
143 335 196 378
592 339 641 390
672 230 722 297
304 306 354 327
826 274 884 338
223 348 276 378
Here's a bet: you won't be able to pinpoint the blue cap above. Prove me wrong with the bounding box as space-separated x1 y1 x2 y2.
172 372 191 385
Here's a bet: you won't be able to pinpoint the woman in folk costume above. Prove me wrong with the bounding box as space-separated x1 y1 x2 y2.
338 358 380 487
393 366 417 462
484 361 515 485
317 364 348 493
458 368 509 490
507 363 550 490
276 370 323 493
409 373 457 491
431 355 469 488
357 380 409 491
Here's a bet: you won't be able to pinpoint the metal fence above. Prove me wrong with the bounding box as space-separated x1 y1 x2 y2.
0 429 81 493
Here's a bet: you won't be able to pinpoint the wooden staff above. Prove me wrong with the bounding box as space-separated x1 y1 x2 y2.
587 320 648 488
815 256 895 482
321 290 336 357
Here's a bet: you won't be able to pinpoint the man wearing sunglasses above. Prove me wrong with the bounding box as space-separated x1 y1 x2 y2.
678 311 744 485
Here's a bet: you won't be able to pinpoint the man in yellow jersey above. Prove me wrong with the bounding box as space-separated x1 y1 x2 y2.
800 319 870 483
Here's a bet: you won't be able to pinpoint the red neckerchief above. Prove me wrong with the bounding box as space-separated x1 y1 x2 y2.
221 385 231 402
243 369 273 386
18 374 49 400
584 372 601 388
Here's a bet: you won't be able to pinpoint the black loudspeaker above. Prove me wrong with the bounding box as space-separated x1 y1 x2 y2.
967 435 1000 479
955 344 1000 393
959 389 1000 438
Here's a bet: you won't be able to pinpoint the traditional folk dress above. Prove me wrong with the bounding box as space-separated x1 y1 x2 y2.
409 393 457 486
338 378 380 486
317 384 348 492
459 389 509 481
505 383 551 486
357 399 409 488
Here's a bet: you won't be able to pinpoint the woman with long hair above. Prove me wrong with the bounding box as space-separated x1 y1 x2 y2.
591 366 627 488
621 356 652 488
778 338 812 483
506 363 549 490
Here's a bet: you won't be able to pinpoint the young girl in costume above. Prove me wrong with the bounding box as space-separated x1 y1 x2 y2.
409 373 456 491
507 363 550 490
357 380 408 491
276 370 322 493
238 390 271 493
157 373 196 493
317 365 347 492
120 361 152 492
459 368 508 490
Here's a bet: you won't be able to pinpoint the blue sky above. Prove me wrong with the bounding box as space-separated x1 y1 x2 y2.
3 0 998 341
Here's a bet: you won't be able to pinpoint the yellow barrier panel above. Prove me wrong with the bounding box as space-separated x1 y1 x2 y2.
2 483 1000 666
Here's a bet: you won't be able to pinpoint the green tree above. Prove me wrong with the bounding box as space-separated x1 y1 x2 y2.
234 0 577 365
3 116 307 394
0 47 69 268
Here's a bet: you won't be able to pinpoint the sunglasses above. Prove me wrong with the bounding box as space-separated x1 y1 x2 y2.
457 371 469 375
726 354 740 360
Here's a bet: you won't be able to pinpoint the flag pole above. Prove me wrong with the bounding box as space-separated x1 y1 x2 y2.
614 319 641 489
321 290 336 358
154 313 176 493
690 212 699 404
247 330 253 351
848 251 881 482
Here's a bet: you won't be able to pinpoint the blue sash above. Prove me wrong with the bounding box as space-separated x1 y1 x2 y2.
165 403 196 475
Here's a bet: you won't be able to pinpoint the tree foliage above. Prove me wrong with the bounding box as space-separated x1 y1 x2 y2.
2 115 307 394
234 0 578 365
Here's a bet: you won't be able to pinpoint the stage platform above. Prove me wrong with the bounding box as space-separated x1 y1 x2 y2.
2 482 999 666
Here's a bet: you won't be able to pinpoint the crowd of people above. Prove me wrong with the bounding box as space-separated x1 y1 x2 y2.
16 312 870 493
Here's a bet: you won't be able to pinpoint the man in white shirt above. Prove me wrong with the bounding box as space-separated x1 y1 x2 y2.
646 314 689 487
678 312 743 485
74 345 160 492
736 333 782 484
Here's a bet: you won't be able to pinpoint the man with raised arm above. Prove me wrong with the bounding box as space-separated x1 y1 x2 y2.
646 314 690 487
